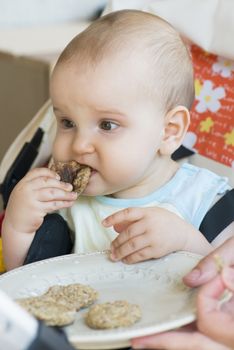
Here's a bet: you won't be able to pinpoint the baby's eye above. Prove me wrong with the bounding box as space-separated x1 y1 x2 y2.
60 118 76 129
99 120 118 131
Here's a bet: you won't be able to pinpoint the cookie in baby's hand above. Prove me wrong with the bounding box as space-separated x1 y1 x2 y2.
50 160 91 195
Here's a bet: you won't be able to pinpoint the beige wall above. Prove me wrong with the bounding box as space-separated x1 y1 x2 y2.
0 52 50 163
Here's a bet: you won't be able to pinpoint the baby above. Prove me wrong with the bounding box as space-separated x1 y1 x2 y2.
2 10 231 270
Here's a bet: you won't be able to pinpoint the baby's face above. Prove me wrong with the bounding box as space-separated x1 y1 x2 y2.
50 55 165 198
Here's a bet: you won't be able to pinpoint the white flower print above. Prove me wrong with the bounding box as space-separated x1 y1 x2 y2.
212 57 234 78
195 80 225 113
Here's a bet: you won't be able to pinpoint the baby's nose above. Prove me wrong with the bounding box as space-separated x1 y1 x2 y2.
72 133 95 154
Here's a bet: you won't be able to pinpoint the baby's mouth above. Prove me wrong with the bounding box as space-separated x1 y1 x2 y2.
50 160 91 195
90 168 97 177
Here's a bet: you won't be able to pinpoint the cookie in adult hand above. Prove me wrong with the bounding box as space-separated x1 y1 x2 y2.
50 160 91 195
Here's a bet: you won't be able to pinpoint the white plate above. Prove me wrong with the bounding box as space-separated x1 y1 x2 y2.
0 251 201 349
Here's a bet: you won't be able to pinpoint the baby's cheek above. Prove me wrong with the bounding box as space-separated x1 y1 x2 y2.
52 139 59 159
52 138 68 160
107 165 139 188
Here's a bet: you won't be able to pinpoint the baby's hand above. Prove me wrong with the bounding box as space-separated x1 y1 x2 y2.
5 167 77 234
102 207 188 264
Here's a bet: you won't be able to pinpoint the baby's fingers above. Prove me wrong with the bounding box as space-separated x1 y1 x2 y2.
103 207 144 227
43 199 76 213
24 167 60 181
111 220 145 250
35 187 77 202
30 177 73 192
121 247 153 264
111 233 150 262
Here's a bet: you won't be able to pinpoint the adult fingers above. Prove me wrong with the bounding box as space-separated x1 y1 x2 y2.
197 275 234 346
222 266 234 291
197 270 234 348
184 237 234 287
197 274 226 313
131 330 229 350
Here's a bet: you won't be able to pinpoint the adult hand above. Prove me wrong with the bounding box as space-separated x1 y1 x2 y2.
131 324 230 350
132 267 234 349
131 238 234 349
195 266 234 349
184 237 234 287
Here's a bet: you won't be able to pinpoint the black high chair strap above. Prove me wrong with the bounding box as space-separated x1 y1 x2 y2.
199 189 234 242
171 145 195 161
0 128 44 208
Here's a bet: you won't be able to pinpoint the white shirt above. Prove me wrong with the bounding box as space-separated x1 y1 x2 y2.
59 163 230 253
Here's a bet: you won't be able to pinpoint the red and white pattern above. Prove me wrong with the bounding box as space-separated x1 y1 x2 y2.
186 45 234 169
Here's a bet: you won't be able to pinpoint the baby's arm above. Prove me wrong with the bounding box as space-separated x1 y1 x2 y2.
2 168 77 270
103 207 212 264
211 221 234 248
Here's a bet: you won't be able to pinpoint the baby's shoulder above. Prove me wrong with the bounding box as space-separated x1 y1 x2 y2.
175 163 230 193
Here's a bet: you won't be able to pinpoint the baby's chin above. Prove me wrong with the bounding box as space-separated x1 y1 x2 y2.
80 186 101 197
81 186 114 197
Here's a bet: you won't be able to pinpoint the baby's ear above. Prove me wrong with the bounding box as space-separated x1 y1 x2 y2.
159 106 190 155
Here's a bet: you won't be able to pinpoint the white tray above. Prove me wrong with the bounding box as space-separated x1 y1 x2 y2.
0 251 201 349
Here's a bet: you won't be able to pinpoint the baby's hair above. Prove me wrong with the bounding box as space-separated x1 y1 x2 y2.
56 9 194 111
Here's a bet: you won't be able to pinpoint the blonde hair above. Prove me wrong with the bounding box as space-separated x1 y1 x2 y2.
56 9 194 111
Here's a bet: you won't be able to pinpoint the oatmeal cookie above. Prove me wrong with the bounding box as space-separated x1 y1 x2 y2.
17 296 76 326
16 283 98 326
50 160 91 195
85 300 141 329
45 283 98 310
